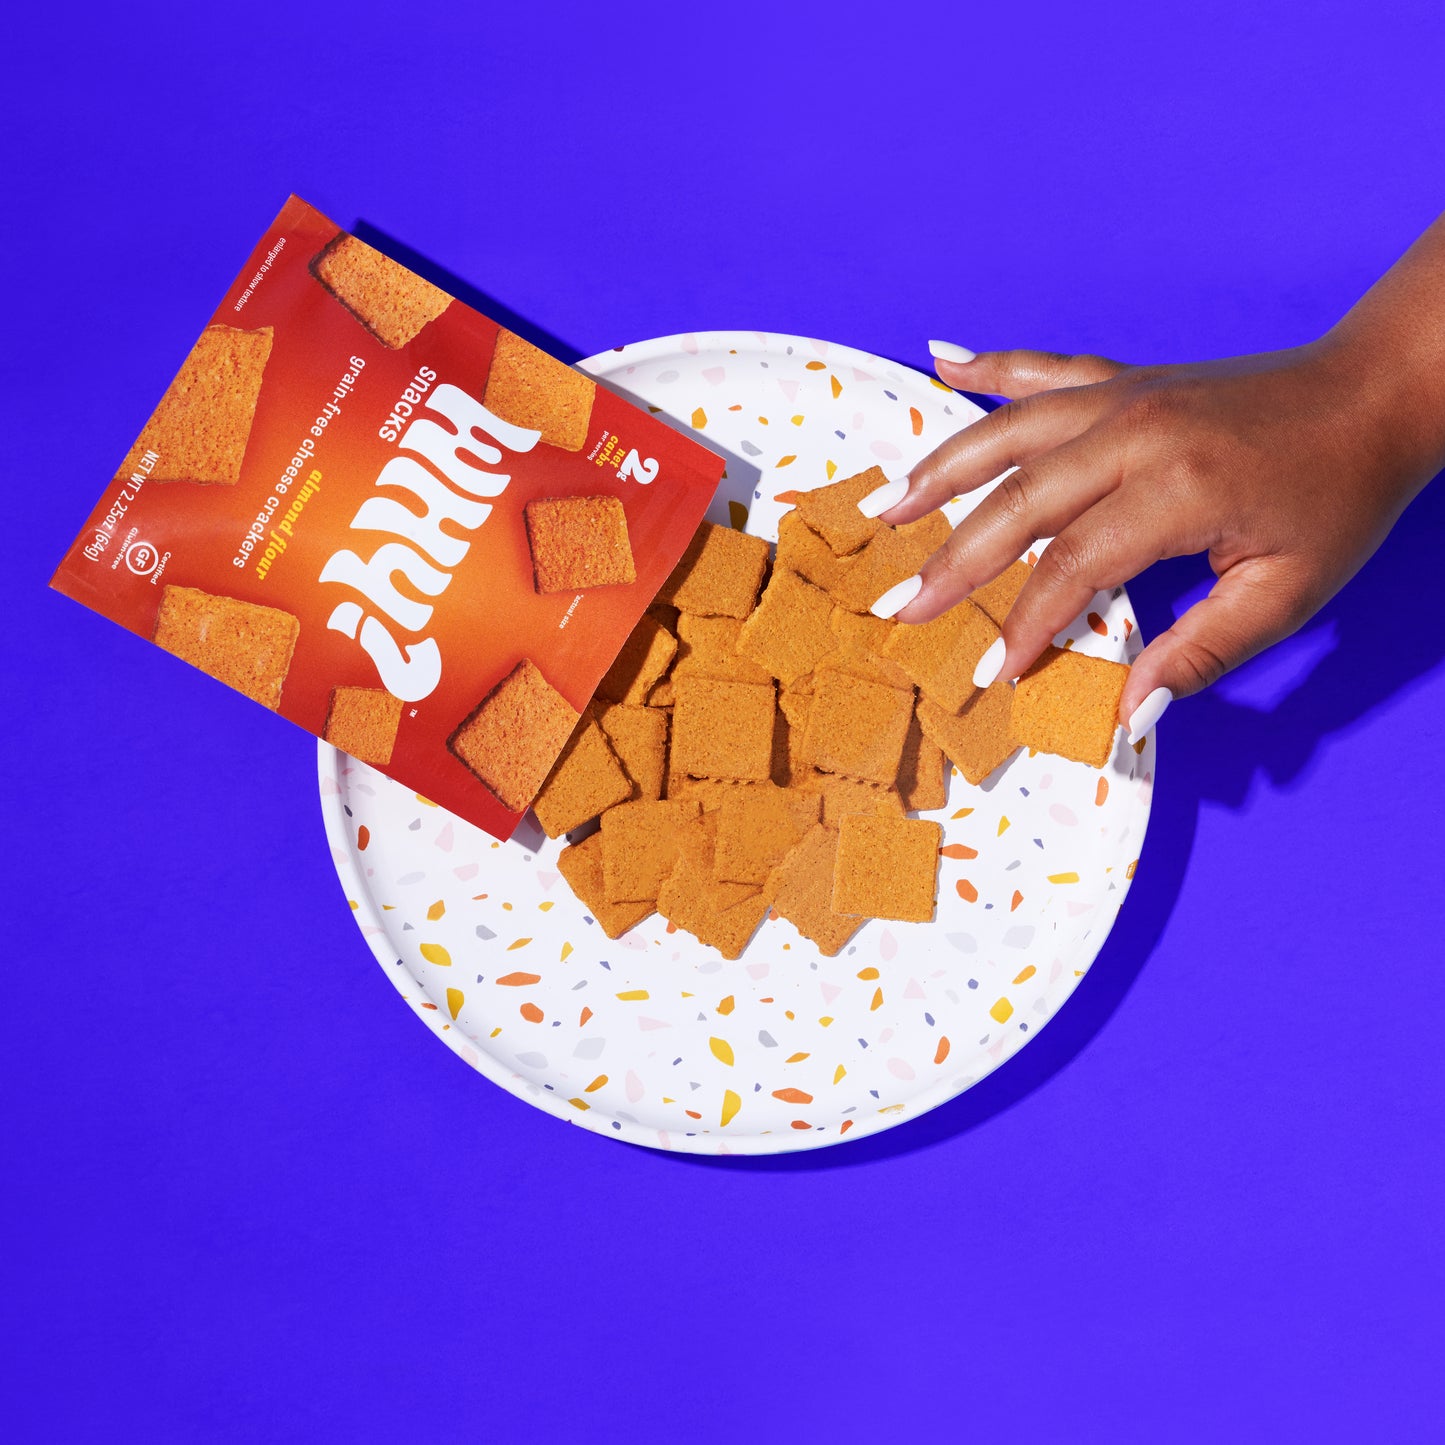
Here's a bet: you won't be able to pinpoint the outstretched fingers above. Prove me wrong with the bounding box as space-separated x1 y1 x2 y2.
929 344 1125 398
890 432 1125 625
1120 559 1317 738
876 383 1105 525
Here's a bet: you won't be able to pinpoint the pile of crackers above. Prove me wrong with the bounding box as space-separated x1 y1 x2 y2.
535 466 1130 959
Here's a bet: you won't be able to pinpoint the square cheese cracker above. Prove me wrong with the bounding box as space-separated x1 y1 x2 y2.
1011 646 1129 768
775 509 858 592
657 521 770 618
556 833 655 940
657 812 770 960
595 703 669 802
713 784 822 886
596 613 677 706
670 676 776 782
800 670 914 786
883 597 999 713
531 712 632 838
833 814 943 923
828 510 953 615
794 465 890 556
736 568 836 685
601 797 702 902
969 558 1033 628
763 824 864 956
916 683 1017 786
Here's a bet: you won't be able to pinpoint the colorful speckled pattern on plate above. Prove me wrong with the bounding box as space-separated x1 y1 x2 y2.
318 331 1154 1155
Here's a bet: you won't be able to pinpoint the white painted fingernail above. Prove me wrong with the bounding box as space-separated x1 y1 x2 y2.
871 575 923 619
858 475 910 518
1127 687 1173 744
972 636 1007 689
928 340 977 364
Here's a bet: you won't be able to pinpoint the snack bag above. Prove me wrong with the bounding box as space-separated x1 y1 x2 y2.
50 196 724 840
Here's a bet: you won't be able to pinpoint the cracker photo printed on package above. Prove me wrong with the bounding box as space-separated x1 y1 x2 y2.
482 328 597 451
114 325 274 487
524 495 636 594
310 232 452 349
447 659 580 813
323 686 403 766
152 585 299 711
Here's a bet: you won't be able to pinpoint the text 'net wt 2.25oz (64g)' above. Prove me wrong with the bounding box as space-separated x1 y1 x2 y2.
50 195 726 841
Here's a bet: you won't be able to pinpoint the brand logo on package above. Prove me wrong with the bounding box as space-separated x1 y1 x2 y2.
319 368 542 702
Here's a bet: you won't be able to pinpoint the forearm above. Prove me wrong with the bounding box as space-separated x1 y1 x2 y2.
1324 209 1445 481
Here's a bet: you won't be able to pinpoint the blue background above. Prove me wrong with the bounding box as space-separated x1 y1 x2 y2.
7 3 1444 1440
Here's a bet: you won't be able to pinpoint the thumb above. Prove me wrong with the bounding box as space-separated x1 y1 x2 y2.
1120 559 1314 741
929 343 1124 398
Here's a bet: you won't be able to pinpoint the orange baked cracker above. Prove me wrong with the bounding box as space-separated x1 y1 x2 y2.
448 658 580 812
897 706 948 812
531 712 632 838
776 508 858 592
672 613 774 686
776 689 814 786
323 685 402 766
556 832 655 940
152 585 299 711
796 771 906 826
832 815 942 923
969 558 1034 628
657 812 770 961
829 510 953 614
664 774 760 811
800 670 914 786
646 676 675 708
601 797 701 902
523 495 636 593
916 683 1017 785
714 784 823 886
736 568 836 685
670 676 776 782
310 233 451 349
114 325 274 486
763 824 864 956
882 597 999 713
595 702 668 802
1011 646 1129 768
596 613 677 706
657 520 770 618
481 328 596 450
828 608 914 690
794 465 890 556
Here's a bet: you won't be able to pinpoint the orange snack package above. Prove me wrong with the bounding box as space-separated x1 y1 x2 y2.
50 197 724 841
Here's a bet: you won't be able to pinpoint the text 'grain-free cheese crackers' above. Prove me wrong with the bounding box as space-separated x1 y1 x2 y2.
51 195 726 842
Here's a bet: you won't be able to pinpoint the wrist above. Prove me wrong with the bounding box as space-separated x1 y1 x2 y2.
1310 328 1445 500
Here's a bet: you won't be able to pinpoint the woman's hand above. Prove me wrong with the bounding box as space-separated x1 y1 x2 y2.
874 331 1443 740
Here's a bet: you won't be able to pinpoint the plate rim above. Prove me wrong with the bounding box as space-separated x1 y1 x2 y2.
317 328 1155 1156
